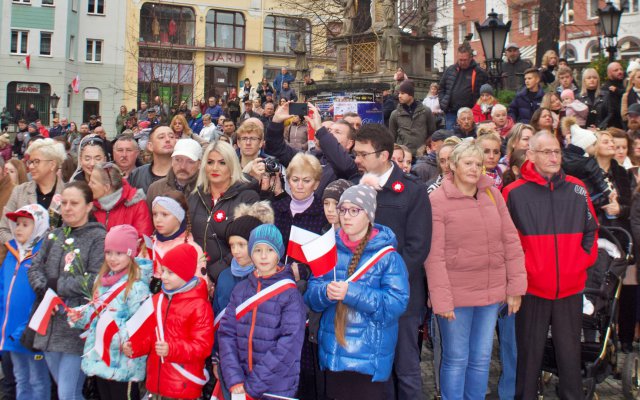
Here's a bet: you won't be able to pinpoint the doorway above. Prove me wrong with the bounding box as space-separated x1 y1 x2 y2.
83 101 100 123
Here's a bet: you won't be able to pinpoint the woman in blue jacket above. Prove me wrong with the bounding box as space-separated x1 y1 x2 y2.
304 184 409 400
0 204 51 399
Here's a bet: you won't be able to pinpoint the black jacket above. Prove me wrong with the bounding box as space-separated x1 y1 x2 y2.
508 85 545 124
352 164 432 314
579 90 609 129
413 154 439 183
188 181 259 282
597 160 633 230
561 144 611 207
601 79 625 129
438 61 489 113
501 57 533 91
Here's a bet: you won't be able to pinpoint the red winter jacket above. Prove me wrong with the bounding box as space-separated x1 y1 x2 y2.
130 279 214 399
503 161 599 299
93 180 153 237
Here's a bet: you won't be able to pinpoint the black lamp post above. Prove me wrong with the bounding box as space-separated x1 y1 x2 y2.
597 1 623 63
441 38 449 72
474 9 511 89
49 92 60 121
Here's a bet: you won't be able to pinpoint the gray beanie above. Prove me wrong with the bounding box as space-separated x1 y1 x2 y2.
338 184 377 223
480 83 494 96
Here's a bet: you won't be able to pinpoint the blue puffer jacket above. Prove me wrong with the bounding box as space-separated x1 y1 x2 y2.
0 239 43 354
71 273 150 382
508 85 545 124
304 224 409 382
218 267 306 399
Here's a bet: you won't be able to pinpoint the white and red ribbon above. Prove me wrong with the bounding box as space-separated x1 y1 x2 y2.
346 246 395 283
235 279 297 321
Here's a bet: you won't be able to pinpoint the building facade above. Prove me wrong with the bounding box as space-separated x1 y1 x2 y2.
0 0 126 133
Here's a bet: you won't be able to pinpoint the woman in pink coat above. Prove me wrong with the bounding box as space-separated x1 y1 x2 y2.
425 141 527 400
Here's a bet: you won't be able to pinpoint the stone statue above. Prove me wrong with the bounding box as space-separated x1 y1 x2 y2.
417 0 430 35
380 29 399 71
342 0 357 35
291 33 309 80
382 0 396 29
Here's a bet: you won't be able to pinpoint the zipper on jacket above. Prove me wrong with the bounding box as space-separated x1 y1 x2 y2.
157 295 173 392
549 182 561 299
247 280 261 372
0 259 23 349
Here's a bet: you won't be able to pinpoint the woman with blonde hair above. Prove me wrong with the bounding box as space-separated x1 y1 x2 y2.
540 50 559 85
171 114 207 145
622 68 640 122
578 68 608 129
188 140 259 281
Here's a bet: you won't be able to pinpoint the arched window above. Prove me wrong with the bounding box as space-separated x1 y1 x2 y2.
585 40 601 61
560 44 577 62
619 37 640 60
263 15 311 54
206 10 245 49
140 3 195 46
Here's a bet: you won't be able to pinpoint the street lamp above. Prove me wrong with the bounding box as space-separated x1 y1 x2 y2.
441 37 449 72
49 92 60 121
474 9 511 88
597 1 623 62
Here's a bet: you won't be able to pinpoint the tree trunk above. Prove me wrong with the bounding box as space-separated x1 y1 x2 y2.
536 0 562 66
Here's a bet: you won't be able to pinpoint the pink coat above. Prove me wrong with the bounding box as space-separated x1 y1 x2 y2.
425 174 527 314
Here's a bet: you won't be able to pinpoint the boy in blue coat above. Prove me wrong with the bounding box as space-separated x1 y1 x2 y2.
0 204 51 399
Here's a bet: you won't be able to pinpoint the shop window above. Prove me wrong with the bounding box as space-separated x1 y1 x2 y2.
140 3 195 47
263 15 311 54
206 10 245 49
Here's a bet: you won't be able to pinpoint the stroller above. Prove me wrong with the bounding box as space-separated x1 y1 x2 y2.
539 226 639 399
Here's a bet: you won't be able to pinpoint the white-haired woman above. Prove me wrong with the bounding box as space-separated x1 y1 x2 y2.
188 140 259 282
0 139 67 243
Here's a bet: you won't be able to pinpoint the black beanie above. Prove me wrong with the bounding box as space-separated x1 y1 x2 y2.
225 215 263 242
398 80 415 97
322 179 354 202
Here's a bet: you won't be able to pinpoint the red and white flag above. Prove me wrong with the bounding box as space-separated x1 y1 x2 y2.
286 226 319 263
302 227 337 277
71 74 80 94
125 296 155 343
28 288 65 335
93 311 119 366
22 54 30 70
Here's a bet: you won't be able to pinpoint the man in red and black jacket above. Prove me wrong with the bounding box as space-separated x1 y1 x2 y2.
503 131 598 400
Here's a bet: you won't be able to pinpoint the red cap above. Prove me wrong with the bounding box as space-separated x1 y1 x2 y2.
6 210 34 222
161 243 198 283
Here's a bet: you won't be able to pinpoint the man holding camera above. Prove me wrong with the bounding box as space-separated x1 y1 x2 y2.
236 118 273 181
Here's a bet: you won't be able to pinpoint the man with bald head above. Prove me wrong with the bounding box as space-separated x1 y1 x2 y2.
601 62 625 128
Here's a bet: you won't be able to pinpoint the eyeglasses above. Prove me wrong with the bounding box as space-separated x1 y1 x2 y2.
26 159 53 167
533 149 562 158
338 207 365 217
353 150 383 158
238 136 261 143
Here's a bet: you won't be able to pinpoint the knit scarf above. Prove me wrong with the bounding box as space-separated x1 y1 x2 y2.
338 228 379 253
290 194 314 217
230 258 254 278
100 269 128 287
155 219 187 242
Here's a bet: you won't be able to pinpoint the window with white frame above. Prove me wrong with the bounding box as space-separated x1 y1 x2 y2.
42 0 54 5
11 31 29 55
589 0 599 18
69 35 75 60
72 0 78 12
532 7 539 30
564 0 574 23
519 9 529 32
86 39 102 62
458 22 467 44
40 32 52 56
12 0 30 4
87 0 104 15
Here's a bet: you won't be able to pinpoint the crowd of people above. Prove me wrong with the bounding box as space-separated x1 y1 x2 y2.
0 42 639 400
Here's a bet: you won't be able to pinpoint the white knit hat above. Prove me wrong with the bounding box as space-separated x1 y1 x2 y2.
570 124 597 152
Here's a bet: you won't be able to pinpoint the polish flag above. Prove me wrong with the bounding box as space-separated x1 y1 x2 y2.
286 226 319 263
28 288 65 335
125 297 155 343
93 311 119 366
71 74 80 94
23 54 31 70
301 227 337 277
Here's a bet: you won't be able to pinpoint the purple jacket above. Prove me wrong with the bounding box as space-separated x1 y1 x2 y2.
273 194 327 252
218 267 306 398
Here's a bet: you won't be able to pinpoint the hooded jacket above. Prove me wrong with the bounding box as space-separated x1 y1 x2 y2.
27 222 107 354
305 225 409 382
503 161 599 299
129 278 213 399
0 204 49 353
93 180 153 237
425 174 526 314
219 267 306 398
389 101 436 156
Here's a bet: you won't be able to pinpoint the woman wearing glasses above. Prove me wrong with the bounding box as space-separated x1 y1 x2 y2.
70 135 108 183
424 141 526 399
88 162 153 237
304 183 409 400
0 139 66 243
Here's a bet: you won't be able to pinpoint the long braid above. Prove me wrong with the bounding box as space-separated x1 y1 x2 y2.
335 224 373 347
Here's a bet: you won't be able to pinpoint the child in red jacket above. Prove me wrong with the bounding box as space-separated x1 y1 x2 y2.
123 243 214 399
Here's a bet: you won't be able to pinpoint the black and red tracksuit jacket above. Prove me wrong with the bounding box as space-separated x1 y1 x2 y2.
503 161 599 300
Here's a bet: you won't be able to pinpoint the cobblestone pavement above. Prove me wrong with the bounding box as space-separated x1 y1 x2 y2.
420 339 632 399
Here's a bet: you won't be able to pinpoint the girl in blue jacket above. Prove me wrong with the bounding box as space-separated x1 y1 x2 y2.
304 184 409 400
0 204 51 400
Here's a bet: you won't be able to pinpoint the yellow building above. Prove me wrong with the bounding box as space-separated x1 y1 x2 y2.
123 0 336 109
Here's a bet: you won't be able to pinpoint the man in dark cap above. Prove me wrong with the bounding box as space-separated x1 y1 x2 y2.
389 80 436 157
627 103 640 138
412 129 453 183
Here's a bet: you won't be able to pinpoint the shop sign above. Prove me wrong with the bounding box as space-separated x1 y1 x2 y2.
16 83 41 94
84 88 100 101
205 52 245 66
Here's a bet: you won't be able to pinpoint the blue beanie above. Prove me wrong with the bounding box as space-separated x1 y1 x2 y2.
248 224 285 260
